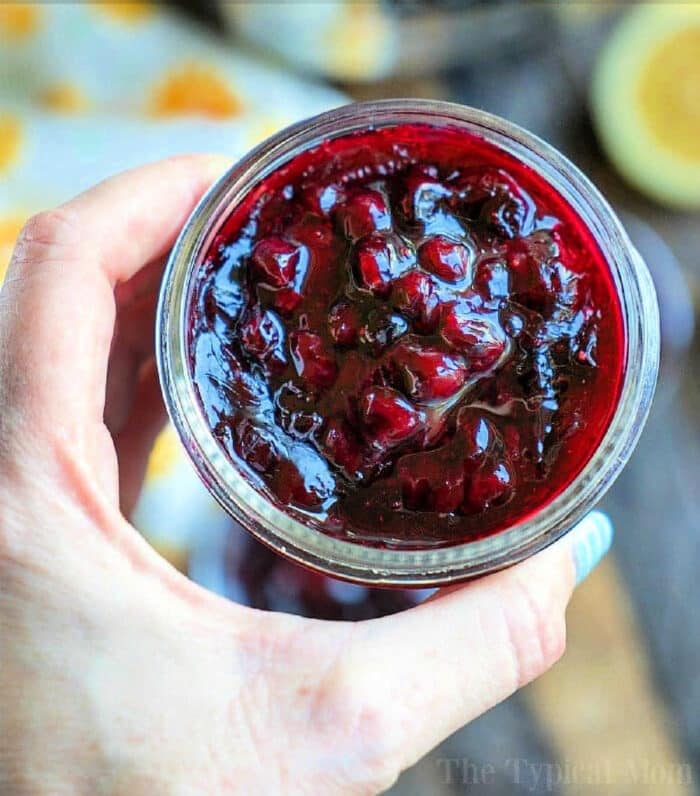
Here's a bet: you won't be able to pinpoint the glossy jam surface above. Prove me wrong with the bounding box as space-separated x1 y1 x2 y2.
189 123 625 547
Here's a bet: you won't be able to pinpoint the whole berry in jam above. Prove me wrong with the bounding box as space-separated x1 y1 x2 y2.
440 301 507 371
190 123 624 547
419 235 472 282
290 331 337 389
229 418 278 475
336 188 392 239
399 164 452 226
464 461 513 512
473 256 509 302
358 386 425 448
391 338 468 402
328 300 361 347
252 237 306 289
390 270 440 333
458 411 496 465
353 232 413 296
240 306 287 370
322 417 363 478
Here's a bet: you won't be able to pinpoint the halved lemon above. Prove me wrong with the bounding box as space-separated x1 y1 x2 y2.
591 4 700 209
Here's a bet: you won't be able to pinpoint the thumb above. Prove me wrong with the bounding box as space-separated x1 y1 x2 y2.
332 512 613 781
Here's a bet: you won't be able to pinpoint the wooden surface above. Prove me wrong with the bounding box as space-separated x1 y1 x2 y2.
526 558 691 796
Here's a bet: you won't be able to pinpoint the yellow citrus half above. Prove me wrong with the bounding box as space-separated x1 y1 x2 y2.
591 4 700 208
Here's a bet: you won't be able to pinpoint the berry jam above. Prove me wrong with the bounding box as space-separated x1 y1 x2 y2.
189 124 625 548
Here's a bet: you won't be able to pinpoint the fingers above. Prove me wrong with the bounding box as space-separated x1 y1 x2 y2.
113 359 167 518
0 155 230 439
50 154 231 287
105 265 164 434
340 512 613 779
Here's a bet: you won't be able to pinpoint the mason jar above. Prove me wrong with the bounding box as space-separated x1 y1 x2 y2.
156 99 659 587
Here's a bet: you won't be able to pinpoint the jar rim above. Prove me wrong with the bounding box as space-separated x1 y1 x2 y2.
156 99 660 586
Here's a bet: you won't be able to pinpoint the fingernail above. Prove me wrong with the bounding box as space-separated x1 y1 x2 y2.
571 511 614 585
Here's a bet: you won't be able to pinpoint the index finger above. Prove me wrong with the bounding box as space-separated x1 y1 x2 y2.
0 155 229 439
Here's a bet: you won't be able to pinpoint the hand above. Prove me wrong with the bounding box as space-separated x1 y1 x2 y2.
0 157 612 795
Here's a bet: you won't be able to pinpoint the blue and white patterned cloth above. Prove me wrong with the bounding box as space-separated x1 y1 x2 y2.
0 1 346 564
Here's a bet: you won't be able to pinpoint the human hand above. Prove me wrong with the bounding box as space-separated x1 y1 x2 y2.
0 157 613 795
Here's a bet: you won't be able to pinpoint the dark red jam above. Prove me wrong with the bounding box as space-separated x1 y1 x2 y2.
189 123 625 548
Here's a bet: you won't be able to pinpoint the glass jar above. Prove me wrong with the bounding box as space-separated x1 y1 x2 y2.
156 99 659 587
188 516 433 620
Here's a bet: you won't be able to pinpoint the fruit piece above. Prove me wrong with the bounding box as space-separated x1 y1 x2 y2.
229 417 278 475
473 256 509 301
401 467 464 513
429 474 465 513
419 235 472 282
322 418 363 477
301 183 345 216
457 411 496 465
329 350 377 414
289 331 337 388
358 386 424 447
400 474 431 511
275 287 306 315
480 193 535 239
440 302 507 371
506 236 575 315
251 236 306 288
455 167 535 238
275 380 321 439
400 164 452 223
398 441 466 513
336 188 391 239
390 270 440 332
353 232 413 295
391 338 467 402
240 307 287 369
396 411 495 513
328 300 362 346
464 460 513 512
273 452 335 510
591 3 700 208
